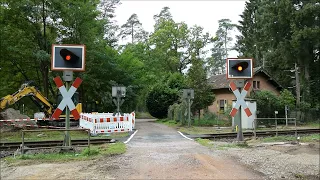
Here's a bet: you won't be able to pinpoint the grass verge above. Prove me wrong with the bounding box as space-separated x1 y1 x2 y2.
135 112 154 119
156 119 180 127
4 142 126 165
195 138 214 148
178 126 232 134
261 134 320 142
195 138 248 150
304 121 320 128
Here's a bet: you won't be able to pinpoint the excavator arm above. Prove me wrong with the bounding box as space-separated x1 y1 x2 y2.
0 83 54 116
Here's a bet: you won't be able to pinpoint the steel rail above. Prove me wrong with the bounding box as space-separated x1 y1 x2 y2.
186 128 320 139
0 138 114 151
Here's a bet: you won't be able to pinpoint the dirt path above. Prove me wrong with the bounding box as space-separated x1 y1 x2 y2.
1 119 263 179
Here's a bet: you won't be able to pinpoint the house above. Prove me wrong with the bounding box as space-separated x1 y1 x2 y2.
207 67 283 114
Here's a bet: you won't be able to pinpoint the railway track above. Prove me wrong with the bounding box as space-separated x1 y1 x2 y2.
0 138 115 151
186 128 320 139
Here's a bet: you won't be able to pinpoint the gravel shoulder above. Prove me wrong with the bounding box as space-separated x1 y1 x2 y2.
212 141 320 180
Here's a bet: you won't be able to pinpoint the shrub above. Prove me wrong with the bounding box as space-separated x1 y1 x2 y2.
81 147 99 156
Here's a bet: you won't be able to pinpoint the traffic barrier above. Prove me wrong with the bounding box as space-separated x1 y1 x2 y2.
79 112 135 135
0 122 64 129
0 118 60 123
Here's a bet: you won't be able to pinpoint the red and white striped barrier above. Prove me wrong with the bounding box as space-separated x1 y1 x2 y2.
79 112 136 135
0 118 60 123
0 122 64 129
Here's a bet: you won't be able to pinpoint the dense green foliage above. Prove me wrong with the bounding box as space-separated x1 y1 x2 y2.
250 89 296 118
237 0 320 118
1 1 318 121
0 2 216 118
146 73 186 119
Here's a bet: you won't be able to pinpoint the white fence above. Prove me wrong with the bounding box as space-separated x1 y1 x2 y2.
80 112 135 135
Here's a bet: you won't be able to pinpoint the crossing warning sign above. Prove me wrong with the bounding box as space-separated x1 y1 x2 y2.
52 76 82 120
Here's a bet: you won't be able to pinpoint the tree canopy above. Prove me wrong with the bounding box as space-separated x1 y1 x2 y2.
1 1 318 120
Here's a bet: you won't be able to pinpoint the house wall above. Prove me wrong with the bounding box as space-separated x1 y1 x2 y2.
208 72 281 114
208 89 234 113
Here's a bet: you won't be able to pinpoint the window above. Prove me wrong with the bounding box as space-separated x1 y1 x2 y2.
219 100 227 112
253 81 260 89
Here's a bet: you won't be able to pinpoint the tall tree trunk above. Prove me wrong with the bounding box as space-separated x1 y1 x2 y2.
42 0 49 98
224 27 228 74
131 23 134 44
303 51 311 104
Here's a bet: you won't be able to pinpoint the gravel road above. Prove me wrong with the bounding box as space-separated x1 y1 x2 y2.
0 119 263 179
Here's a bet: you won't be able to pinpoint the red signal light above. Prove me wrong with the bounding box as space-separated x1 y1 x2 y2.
65 55 71 61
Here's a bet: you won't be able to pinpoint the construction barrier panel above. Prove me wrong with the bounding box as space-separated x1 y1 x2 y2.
79 112 135 135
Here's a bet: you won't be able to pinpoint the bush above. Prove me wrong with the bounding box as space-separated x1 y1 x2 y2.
81 147 99 156
168 103 188 124
250 90 296 118
146 73 187 119
193 112 231 126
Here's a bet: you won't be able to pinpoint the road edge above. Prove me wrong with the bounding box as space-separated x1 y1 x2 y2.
124 130 138 144
177 131 194 141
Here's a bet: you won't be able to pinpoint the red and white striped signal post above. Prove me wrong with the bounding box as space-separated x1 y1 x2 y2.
52 76 82 147
51 44 86 147
227 58 253 141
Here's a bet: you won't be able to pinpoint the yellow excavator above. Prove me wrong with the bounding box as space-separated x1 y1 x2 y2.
0 81 82 125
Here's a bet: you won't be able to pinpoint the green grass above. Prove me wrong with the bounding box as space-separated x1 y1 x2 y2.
193 119 231 127
195 138 214 148
300 134 320 142
135 112 154 119
195 138 248 150
4 142 126 165
178 126 232 134
0 130 129 143
262 134 320 142
304 121 320 128
156 119 180 127
216 143 248 150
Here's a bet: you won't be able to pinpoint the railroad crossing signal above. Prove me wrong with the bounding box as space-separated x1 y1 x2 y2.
51 76 82 120
51 44 86 71
229 81 252 117
112 86 126 116
227 58 253 79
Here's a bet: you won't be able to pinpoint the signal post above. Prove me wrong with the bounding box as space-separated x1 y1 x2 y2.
227 58 253 141
51 44 86 147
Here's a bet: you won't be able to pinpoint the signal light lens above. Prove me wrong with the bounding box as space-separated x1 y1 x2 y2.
66 55 71 61
237 66 243 71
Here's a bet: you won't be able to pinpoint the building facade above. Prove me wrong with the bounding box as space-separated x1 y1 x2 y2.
208 67 282 114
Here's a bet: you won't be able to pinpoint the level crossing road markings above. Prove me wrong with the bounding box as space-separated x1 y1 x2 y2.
52 76 82 120
229 81 252 117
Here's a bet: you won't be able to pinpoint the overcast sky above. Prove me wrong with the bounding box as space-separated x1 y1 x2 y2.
114 0 247 57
